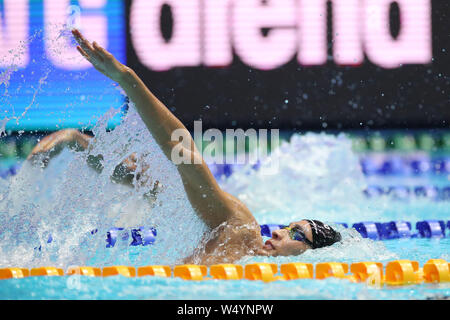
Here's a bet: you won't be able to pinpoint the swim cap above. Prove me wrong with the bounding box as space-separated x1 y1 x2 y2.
305 220 341 249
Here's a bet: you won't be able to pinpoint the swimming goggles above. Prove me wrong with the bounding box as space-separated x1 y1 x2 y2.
284 226 314 247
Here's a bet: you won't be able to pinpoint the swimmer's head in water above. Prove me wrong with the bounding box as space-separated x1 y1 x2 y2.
262 220 341 256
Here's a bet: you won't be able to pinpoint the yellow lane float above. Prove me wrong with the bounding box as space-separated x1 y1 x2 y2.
315 262 349 279
385 260 422 285
102 266 136 277
173 265 207 280
1 259 448 287
244 263 278 282
210 264 243 280
138 265 172 278
0 268 29 279
349 262 384 285
67 266 101 277
30 267 64 277
280 263 313 280
422 259 450 283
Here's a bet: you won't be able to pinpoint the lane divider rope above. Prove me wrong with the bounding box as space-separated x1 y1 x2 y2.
32 220 449 251
261 220 450 240
1 259 448 286
2 155 450 180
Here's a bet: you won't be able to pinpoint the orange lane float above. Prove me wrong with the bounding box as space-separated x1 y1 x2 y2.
385 260 422 285
1 259 448 287
422 259 450 283
244 263 278 282
0 268 30 279
102 266 136 277
315 262 349 280
349 262 384 285
280 263 314 280
137 265 172 278
173 265 207 280
30 267 64 277
210 264 243 280
66 266 102 277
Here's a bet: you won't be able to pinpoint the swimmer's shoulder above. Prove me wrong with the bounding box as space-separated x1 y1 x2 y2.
222 191 263 251
184 193 262 265
222 191 258 226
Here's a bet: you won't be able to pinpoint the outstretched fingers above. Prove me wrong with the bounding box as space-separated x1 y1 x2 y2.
92 41 112 60
76 46 89 60
73 29 93 52
72 28 123 80
72 29 103 63
77 45 105 73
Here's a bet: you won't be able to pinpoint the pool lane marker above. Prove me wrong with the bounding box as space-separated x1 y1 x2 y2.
1 259 448 286
30 267 64 277
0 268 29 279
67 266 101 277
32 219 449 252
261 220 449 240
138 265 171 277
102 266 136 277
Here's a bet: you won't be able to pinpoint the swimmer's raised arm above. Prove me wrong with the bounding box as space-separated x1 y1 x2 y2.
27 128 142 185
72 29 250 229
27 129 92 160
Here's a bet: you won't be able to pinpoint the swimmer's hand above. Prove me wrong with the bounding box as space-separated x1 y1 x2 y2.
72 29 128 83
27 129 91 161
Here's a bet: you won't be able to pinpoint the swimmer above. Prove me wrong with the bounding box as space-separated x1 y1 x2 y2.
28 29 341 265
27 128 147 186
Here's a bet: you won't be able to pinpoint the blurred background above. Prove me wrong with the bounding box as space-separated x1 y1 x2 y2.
1 0 450 199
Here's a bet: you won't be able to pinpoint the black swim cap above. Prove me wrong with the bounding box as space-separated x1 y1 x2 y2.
305 220 342 249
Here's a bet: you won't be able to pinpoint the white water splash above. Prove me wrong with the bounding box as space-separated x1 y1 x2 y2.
0 104 207 268
221 133 374 224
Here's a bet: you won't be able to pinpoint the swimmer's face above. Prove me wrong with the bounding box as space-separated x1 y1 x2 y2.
262 220 313 256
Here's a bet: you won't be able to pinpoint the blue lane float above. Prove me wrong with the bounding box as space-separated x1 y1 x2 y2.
378 221 412 240
106 228 128 248
130 227 157 246
415 220 446 238
351 222 382 240
413 186 439 199
209 157 450 178
363 185 450 201
3 166 450 202
360 156 450 176
37 227 157 250
34 219 449 251
334 222 349 228
2 156 450 179
106 227 157 248
259 220 448 241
